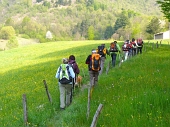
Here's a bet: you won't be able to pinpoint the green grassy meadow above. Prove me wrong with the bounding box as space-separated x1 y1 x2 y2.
0 40 170 127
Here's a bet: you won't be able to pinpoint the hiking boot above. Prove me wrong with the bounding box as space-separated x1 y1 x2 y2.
60 108 65 111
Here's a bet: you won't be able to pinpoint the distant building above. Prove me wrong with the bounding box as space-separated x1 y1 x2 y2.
154 30 170 40
46 31 53 39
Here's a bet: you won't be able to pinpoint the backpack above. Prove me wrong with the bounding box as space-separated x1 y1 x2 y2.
109 42 118 52
131 41 137 48
126 43 132 49
58 64 72 84
122 43 129 51
97 46 106 56
91 54 101 71
137 38 143 46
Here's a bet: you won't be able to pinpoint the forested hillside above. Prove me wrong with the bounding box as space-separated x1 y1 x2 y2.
0 0 169 43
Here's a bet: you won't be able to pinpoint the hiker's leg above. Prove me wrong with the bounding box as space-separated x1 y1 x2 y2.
65 84 72 106
137 47 139 54
124 51 128 61
140 47 142 54
94 71 99 86
89 71 94 86
59 84 66 109
113 53 117 67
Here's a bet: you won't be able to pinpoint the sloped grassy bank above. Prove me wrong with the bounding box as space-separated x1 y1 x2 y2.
48 45 170 127
0 41 169 127
0 40 109 127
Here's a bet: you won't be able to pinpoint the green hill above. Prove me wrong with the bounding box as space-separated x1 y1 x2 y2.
0 41 169 126
0 0 167 41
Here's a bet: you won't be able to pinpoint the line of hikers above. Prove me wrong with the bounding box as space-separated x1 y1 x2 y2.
55 38 143 110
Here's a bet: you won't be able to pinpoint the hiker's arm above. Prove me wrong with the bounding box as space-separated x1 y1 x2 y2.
69 67 75 78
75 63 80 74
106 48 110 55
55 67 60 78
85 55 91 64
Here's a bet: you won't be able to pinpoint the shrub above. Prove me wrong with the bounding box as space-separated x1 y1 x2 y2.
6 36 19 49
21 34 30 39
0 26 15 40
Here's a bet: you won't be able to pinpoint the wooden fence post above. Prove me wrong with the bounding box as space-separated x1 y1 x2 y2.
87 77 95 119
23 94 28 126
152 42 154 50
160 40 162 46
43 80 52 103
156 41 159 48
90 104 103 127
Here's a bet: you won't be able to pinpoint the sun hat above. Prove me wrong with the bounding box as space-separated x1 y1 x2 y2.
91 49 97 53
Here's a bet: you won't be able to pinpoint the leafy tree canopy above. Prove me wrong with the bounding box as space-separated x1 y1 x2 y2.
157 0 170 22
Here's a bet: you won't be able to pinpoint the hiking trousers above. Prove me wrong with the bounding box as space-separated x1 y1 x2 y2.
123 51 129 61
89 70 99 86
111 53 117 67
59 83 72 109
99 57 105 75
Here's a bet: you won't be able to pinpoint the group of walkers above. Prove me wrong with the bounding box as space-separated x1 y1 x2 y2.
121 38 144 62
55 38 143 110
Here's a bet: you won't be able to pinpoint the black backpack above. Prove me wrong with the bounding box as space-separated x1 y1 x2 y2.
97 45 106 56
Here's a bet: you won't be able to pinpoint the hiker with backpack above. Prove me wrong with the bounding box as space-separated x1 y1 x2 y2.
108 41 121 67
137 38 143 54
131 38 138 56
97 44 109 75
85 49 101 86
122 40 130 62
127 40 133 59
55 58 75 110
68 55 80 87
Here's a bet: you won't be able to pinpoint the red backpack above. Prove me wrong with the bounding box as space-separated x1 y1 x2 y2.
137 38 143 46
109 42 118 52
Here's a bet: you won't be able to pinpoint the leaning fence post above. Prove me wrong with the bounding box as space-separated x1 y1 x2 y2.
23 94 28 126
90 103 103 127
43 80 52 104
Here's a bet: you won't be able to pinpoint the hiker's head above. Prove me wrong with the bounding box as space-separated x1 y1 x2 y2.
132 38 135 42
91 49 97 54
62 58 68 64
126 40 130 43
69 55 75 61
114 41 117 44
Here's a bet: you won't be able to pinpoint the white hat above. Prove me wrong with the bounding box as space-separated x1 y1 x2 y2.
92 49 97 53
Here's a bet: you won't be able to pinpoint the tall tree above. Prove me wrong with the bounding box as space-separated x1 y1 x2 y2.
146 17 161 34
113 13 130 34
157 0 170 22
87 25 94 40
104 25 113 39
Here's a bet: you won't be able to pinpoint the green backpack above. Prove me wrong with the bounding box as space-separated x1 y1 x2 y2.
59 64 72 84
